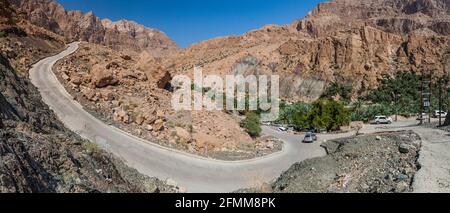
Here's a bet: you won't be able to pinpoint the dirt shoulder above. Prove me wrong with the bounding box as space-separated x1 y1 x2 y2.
238 131 421 193
412 127 450 193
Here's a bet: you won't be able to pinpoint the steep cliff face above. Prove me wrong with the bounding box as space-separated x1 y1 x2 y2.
283 0 450 100
9 0 178 54
294 0 450 37
102 19 178 56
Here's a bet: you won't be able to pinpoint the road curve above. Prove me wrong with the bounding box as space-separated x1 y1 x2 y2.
30 43 450 193
30 42 335 192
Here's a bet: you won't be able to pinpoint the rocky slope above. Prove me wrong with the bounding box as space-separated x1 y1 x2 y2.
9 0 178 55
55 42 282 160
0 0 175 193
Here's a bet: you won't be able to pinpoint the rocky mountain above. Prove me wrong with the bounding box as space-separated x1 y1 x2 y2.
159 0 450 102
286 0 450 99
0 0 175 193
9 0 178 55
49 0 450 160
294 0 450 37
11 0 449 102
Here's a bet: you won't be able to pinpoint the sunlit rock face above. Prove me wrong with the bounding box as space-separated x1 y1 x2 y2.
9 0 178 55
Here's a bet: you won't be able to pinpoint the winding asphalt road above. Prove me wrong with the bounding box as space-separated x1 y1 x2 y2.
29 42 354 192
30 42 450 193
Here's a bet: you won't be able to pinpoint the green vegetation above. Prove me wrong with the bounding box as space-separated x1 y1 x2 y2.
277 72 449 127
292 107 310 130
358 72 450 121
321 82 353 103
82 142 100 154
240 112 262 137
308 99 351 131
364 72 420 115
278 102 311 126
350 102 394 122
0 30 6 38
277 99 350 131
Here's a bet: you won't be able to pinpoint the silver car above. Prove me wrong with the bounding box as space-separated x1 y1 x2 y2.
303 132 314 143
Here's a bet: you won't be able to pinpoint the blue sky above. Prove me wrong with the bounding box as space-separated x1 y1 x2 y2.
57 0 326 48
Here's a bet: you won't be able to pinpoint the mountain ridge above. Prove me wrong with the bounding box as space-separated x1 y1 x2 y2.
9 0 178 55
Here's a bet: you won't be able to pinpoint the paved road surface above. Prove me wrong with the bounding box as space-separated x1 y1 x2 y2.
30 42 450 193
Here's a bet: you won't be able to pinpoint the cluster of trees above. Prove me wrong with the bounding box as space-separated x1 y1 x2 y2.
277 102 311 125
240 71 450 137
350 101 395 122
359 72 450 122
364 72 421 116
241 99 351 137
278 99 351 131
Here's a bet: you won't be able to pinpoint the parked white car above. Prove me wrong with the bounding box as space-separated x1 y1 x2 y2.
262 121 272 126
277 127 288 132
371 116 393 124
434 111 448 118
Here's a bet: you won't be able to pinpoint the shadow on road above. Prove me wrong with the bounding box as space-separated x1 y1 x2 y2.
374 124 419 130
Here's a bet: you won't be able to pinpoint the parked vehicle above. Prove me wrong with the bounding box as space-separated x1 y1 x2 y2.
433 110 448 118
417 113 427 121
311 132 318 141
278 127 288 132
309 127 319 133
302 132 315 143
371 116 393 124
262 121 271 126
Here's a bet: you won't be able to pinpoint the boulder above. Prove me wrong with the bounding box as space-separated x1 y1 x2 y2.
145 125 153 131
100 91 114 101
135 114 145 125
156 70 172 89
71 76 82 85
399 143 412 154
91 64 118 88
193 132 216 150
175 127 191 142
153 120 164 131
61 73 70 81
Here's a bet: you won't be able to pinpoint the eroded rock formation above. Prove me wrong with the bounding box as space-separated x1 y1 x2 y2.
9 0 178 55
